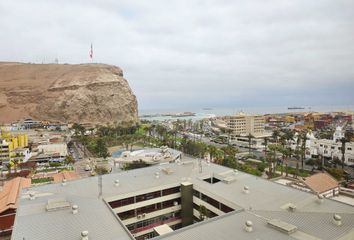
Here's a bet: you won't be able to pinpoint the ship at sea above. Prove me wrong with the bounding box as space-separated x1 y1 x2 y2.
288 107 305 110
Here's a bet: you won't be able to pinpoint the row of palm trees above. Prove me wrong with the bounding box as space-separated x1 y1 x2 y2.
265 129 308 179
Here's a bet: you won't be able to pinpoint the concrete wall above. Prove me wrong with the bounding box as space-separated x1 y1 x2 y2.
180 182 193 227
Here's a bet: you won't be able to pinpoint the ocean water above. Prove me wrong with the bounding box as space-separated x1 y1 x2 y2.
139 104 354 121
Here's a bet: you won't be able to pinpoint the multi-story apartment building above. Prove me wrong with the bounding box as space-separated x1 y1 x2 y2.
11 161 354 240
0 132 29 165
0 139 11 163
225 113 265 140
301 127 354 166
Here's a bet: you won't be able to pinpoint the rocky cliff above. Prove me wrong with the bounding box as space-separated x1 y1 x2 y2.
0 62 138 124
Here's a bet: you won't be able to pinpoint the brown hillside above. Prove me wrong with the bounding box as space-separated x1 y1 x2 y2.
0 62 138 124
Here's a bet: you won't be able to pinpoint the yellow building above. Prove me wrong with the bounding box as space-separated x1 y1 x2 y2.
0 132 28 162
285 116 295 123
225 113 265 140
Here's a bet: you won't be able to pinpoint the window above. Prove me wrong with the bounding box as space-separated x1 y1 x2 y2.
201 194 222 209
108 196 135 208
161 198 181 209
193 189 200 198
220 203 234 213
162 186 180 196
118 210 135 220
136 190 161 202
136 203 160 215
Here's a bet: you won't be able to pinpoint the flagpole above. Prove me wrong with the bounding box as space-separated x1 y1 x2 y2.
90 43 93 62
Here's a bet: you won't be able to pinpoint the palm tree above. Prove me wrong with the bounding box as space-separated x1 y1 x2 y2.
12 159 20 173
208 145 218 162
285 147 292 177
214 148 225 164
263 137 269 157
300 130 308 169
247 134 254 155
340 131 353 169
6 163 12 175
267 144 277 179
225 128 233 145
294 136 301 178
272 130 280 144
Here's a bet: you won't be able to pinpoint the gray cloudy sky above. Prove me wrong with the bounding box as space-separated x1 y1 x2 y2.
1 0 354 110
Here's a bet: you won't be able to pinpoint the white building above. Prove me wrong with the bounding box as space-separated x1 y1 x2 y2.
333 126 345 142
30 143 68 163
11 161 354 240
37 143 68 156
304 127 354 166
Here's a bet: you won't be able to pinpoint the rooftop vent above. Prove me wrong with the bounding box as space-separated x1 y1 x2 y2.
243 186 249 194
333 214 342 226
317 194 324 204
288 203 296 212
81 230 89 240
222 176 237 184
161 167 174 175
155 172 160 179
62 179 67 186
29 192 35 200
267 219 298 234
46 198 71 212
244 220 253 232
72 204 79 214
114 179 120 187
181 161 194 165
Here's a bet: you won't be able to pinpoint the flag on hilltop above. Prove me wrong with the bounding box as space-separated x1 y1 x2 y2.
89 43 93 59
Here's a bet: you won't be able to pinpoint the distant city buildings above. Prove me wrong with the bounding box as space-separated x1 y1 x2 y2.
292 127 354 166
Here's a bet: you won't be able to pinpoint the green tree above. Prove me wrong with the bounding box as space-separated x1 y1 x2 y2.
95 165 110 175
267 144 277 178
263 137 269 156
198 205 209 221
96 138 109 159
340 131 353 169
299 130 308 169
207 145 218 162
64 155 75 165
272 130 280 144
72 123 85 136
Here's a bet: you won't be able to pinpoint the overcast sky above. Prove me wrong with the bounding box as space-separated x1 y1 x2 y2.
1 0 354 111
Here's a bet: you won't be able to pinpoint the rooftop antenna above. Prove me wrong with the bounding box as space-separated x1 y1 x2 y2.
98 174 102 198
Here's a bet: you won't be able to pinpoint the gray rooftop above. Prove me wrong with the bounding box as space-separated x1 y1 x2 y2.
12 158 354 240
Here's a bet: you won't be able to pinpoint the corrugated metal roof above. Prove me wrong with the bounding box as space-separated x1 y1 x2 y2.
11 160 354 240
